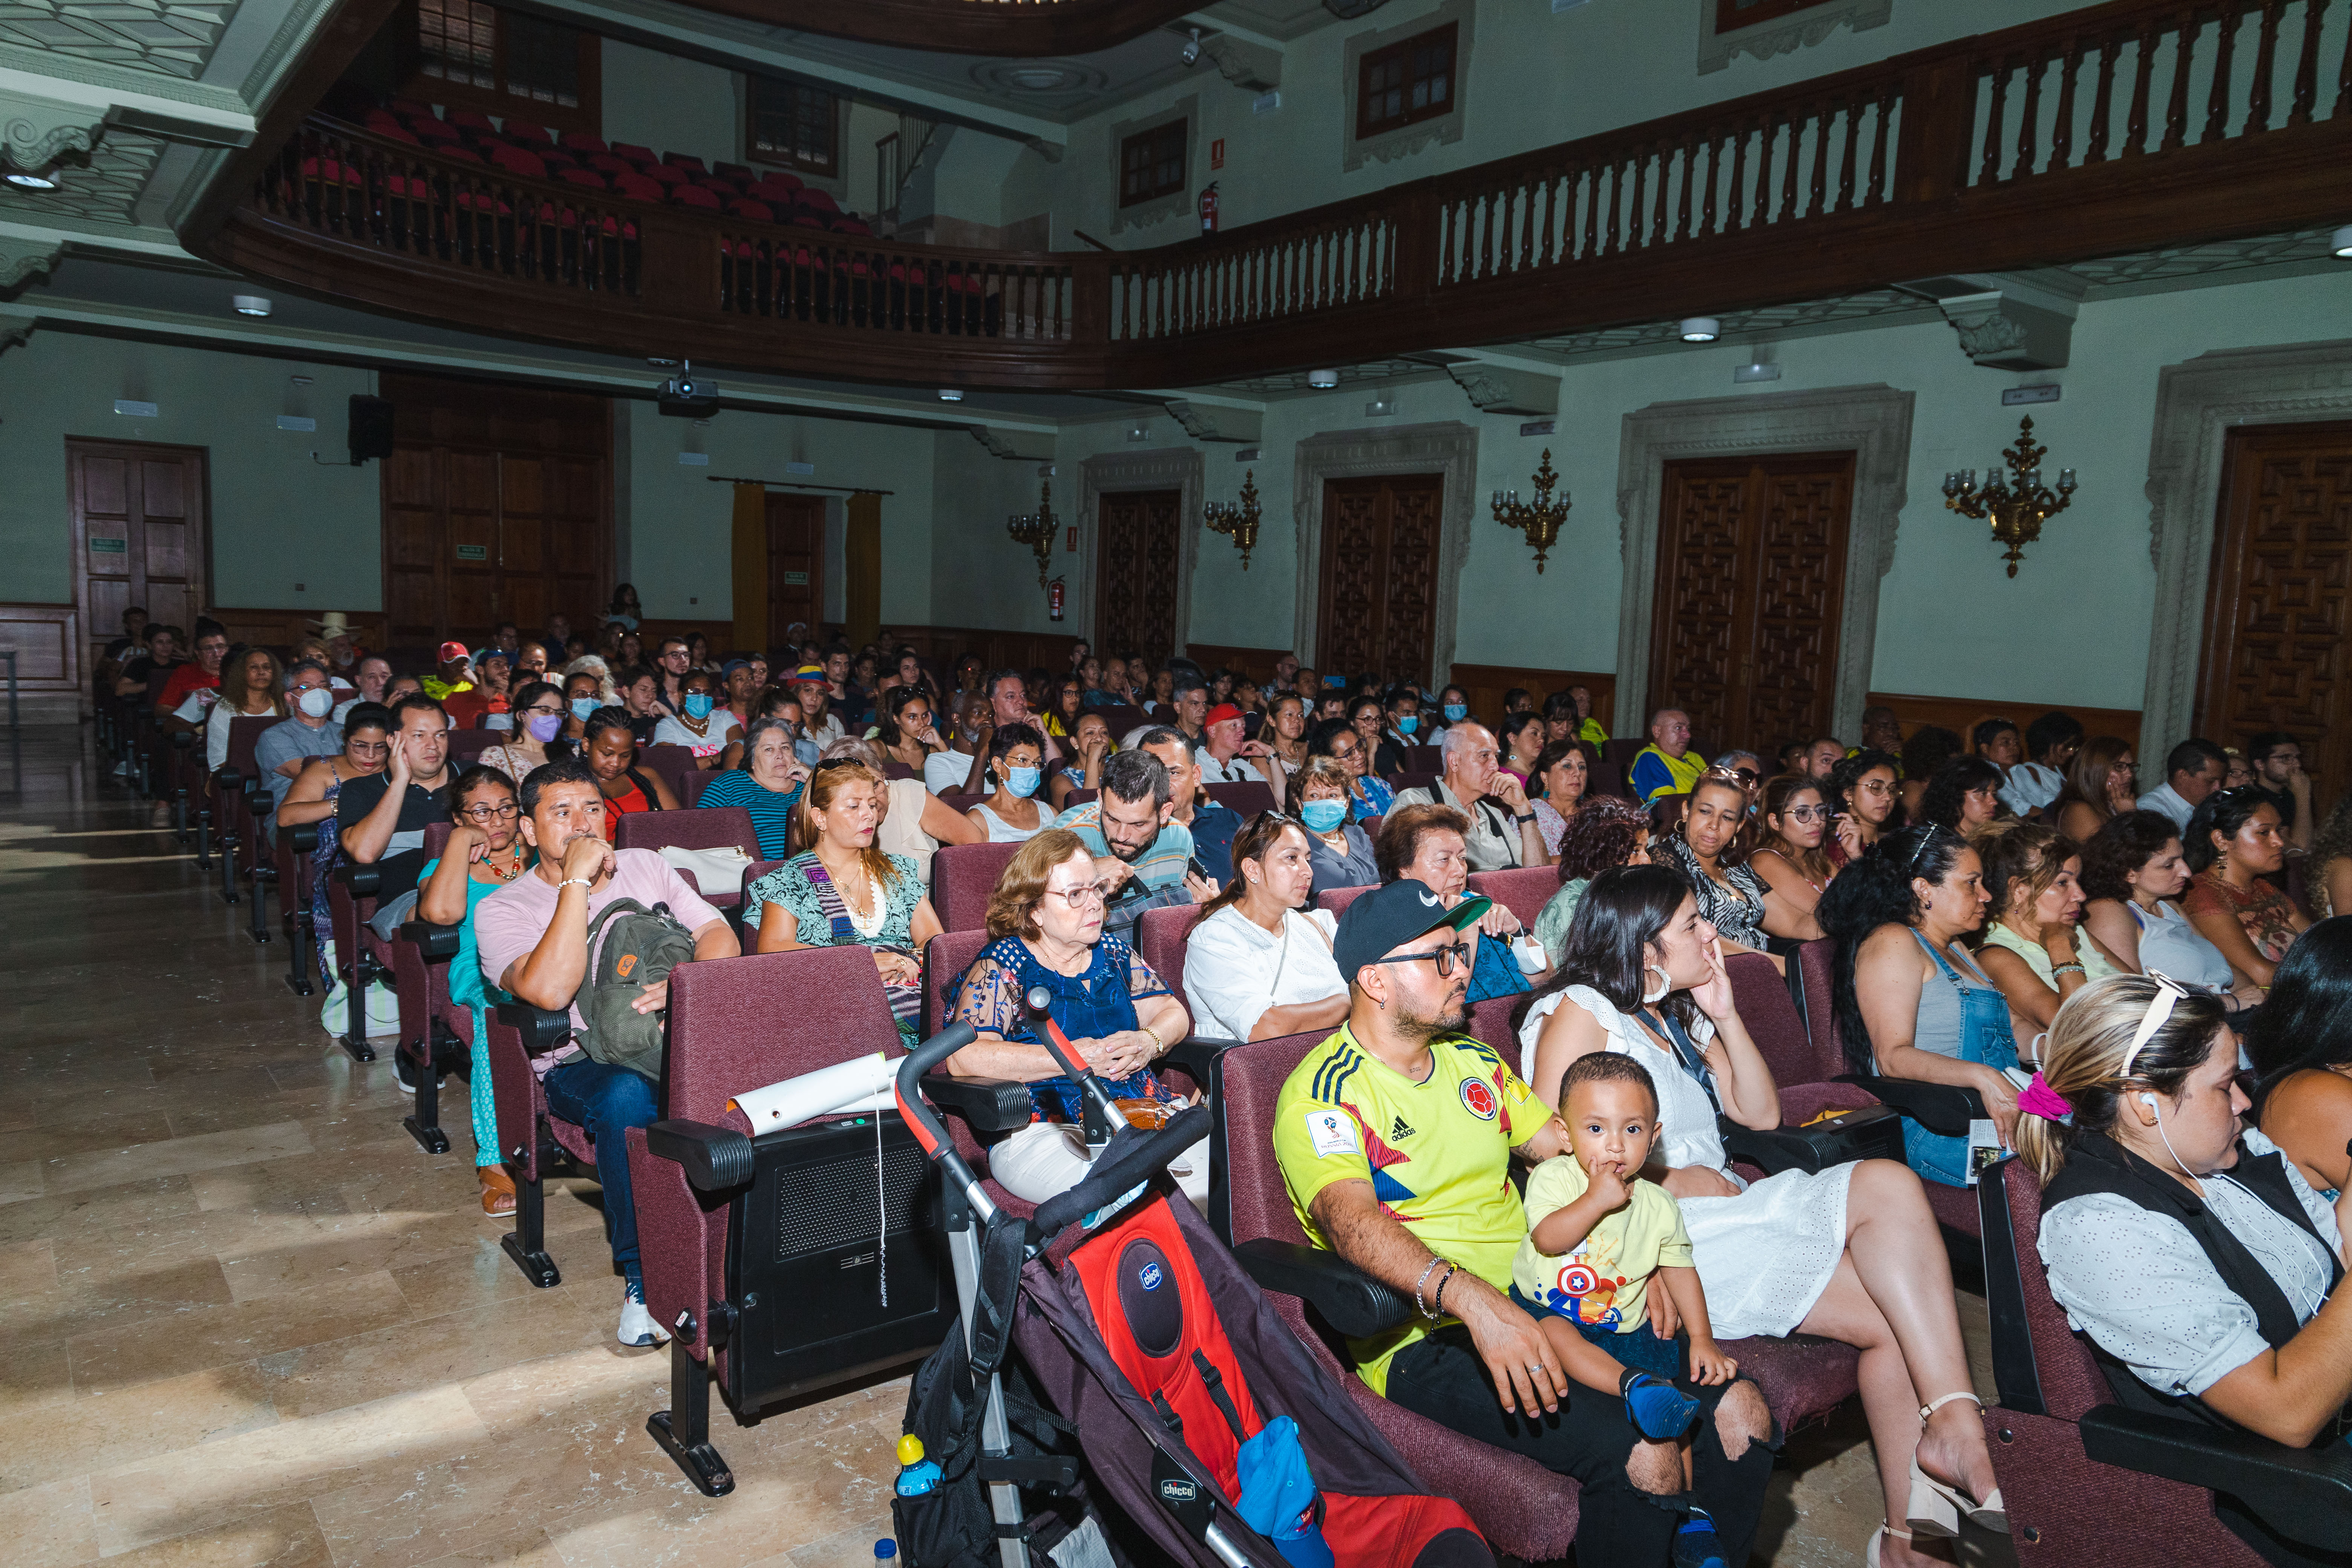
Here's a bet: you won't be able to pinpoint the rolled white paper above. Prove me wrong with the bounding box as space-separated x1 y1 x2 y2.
729 1052 896 1131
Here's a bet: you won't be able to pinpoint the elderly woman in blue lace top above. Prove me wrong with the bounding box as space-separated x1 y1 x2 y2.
942 826 1200 1202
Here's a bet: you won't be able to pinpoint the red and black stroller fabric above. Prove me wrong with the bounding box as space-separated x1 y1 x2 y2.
1014 1173 1490 1568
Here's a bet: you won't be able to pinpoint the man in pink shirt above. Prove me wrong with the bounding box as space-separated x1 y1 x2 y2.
475 758 738 1346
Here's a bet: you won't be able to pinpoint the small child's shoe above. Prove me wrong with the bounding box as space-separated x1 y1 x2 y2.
1620 1368 1700 1441
1672 1509 1727 1568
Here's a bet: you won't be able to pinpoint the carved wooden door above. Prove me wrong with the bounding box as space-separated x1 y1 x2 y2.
2196 423 2352 797
1649 453 1852 756
67 439 209 679
766 492 825 646
1094 489 1182 671
379 374 609 646
1316 473 1444 686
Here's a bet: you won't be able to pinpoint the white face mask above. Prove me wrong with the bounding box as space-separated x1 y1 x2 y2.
296 687 336 719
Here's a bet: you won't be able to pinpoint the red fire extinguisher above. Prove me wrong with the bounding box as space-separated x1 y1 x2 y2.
1198 181 1219 234
1048 577 1066 621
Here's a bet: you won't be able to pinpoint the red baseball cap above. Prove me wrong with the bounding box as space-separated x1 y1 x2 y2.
438 640 471 663
1204 703 1245 727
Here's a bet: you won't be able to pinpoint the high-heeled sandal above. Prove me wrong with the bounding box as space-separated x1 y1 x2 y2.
1865 1524 1911 1567
1905 1390 2008 1536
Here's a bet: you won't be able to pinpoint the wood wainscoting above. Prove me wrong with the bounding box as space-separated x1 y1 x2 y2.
1451 664 1617 737
212 608 391 658
0 604 83 722
1865 691 2141 755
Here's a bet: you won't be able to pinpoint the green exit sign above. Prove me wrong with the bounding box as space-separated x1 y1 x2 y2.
455 544 488 561
89 536 128 554
782 570 808 585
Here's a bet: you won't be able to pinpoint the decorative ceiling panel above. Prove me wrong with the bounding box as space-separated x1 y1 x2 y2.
0 130 164 224
0 0 238 80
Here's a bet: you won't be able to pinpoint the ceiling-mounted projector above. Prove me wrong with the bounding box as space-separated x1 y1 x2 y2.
656 358 719 419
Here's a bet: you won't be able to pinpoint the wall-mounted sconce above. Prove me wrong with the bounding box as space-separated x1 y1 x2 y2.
1205 470 1262 569
1943 416 2077 577
1008 480 1058 587
1491 449 1572 573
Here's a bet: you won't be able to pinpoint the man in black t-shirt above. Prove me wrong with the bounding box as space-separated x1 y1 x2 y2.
112 623 178 700
338 693 455 901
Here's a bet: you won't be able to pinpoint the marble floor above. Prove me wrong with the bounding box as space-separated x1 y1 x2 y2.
0 725 2013 1568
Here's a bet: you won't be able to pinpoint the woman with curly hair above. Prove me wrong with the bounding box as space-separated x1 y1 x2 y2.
1826 748 1902 866
2077 810 2243 996
1916 754 2004 835
1533 794 1653 965
2182 788 2309 989
1972 821 2127 1036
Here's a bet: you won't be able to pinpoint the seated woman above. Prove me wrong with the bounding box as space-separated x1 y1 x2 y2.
2311 795 2352 920
749 759 941 1043
1291 756 1378 898
1308 715 1394 823
1825 749 1900 866
1534 795 1653 965
479 680 564 784
2249 919 2352 1200
279 704 393 971
1048 710 1114 813
1182 814 1348 1043
718 684 805 771
1259 693 1310 785
2077 810 2246 1000
944 828 1201 1202
1916 755 2004 835
2183 788 2310 990
1654 765 1822 962
1518 866 2007 1566
696 717 808 861
1499 711 1547 789
1820 826 2021 1188
1973 822 2128 1040
824 735 981 885
1749 774 1837 926
651 669 741 764
1378 803 1546 1003
967 723 1047 842
2052 735 2138 845
1972 717 2024 799
1527 740 1593 862
581 707 682 839
1897 727 1966 821
416 765 534 1216
2025 973 2352 1464
558 669 605 748
185 645 284 771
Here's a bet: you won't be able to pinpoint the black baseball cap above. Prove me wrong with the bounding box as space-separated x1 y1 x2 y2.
1332 878 1493 984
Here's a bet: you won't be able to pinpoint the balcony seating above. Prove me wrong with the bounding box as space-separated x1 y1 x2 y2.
673 184 721 211
558 129 608 154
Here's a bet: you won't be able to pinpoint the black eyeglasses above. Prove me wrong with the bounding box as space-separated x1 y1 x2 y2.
1362 940 1472 977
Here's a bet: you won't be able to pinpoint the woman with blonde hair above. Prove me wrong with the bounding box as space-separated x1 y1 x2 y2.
747 759 941 1041
2020 974 2352 1454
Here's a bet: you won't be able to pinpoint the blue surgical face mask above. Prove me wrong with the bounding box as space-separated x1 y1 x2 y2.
1004 765 1043 798
1443 703 1467 723
683 692 715 720
1300 799 1348 833
526 712 563 743
569 697 598 722
1397 715 1419 736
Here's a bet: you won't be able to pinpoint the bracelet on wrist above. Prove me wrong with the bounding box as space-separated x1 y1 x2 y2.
1413 1257 1449 1321
1432 1262 1458 1319
2050 962 2086 978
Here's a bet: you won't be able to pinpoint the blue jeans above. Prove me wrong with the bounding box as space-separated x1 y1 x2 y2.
541 1057 658 1286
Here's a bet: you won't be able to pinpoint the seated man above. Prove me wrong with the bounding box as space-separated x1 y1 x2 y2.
1273 880 1763 1565
1630 706 1706 804
255 660 346 837
1052 749 1215 940
339 693 458 903
1391 722 1545 873
1134 726 1243 885
2136 738 2227 833
1195 701 1282 789
155 620 229 722
475 758 738 1344
430 643 490 728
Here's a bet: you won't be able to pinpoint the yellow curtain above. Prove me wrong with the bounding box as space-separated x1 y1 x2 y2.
730 481 765 656
845 491 882 648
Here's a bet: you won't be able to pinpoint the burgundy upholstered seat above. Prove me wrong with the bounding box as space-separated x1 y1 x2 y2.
1204 780 1280 819
931 841 1023 933
1464 865 1556 929
614 805 758 908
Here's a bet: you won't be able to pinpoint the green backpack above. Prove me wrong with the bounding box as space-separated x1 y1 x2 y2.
577 898 697 1083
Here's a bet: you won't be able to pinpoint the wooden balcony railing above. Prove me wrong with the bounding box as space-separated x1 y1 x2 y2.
209 0 2352 390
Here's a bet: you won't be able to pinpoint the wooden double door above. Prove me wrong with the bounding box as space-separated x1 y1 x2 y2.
1316 473 1443 686
1095 489 1182 671
67 438 209 676
381 374 610 646
2197 422 2352 800
766 492 825 646
1649 452 1854 756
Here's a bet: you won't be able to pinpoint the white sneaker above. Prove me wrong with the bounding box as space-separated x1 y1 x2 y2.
618 1282 670 1348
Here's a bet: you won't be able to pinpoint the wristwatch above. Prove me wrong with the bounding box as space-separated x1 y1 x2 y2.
1514 811 1537 825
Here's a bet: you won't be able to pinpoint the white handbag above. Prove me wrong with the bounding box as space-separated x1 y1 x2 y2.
658 843 754 897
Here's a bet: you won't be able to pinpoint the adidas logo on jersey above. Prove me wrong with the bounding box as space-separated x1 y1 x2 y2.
1390 1115 1417 1141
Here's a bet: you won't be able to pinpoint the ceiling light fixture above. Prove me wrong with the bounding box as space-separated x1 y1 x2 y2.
5 165 60 190
939 389 964 402
232 295 273 317
2333 224 2352 259
1182 27 1202 66
1679 317 1721 342
1307 368 1340 389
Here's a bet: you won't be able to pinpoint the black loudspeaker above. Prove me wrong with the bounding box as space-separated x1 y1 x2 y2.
348 395 394 465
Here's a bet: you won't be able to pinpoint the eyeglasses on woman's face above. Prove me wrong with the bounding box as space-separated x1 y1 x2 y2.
460 800 521 822
1782 804 1827 823
1043 881 1110 909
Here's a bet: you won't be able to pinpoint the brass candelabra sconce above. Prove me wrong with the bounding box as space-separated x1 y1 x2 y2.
1205 470 1262 569
1944 416 2077 578
1007 480 1057 588
1491 449 1572 573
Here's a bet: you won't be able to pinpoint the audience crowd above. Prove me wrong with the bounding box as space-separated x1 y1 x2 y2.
112 602 2352 1568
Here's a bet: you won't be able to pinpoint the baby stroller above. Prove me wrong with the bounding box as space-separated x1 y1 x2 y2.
891 1004 1494 1568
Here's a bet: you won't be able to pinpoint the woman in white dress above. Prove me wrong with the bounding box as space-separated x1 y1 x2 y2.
1514 864 2004 1568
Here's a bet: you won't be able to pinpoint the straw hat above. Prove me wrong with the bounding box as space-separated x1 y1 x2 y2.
308 611 355 636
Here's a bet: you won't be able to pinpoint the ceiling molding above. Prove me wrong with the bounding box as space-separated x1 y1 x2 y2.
634 0 1205 57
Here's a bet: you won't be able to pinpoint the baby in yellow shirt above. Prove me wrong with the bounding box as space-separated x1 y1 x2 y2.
1510 1052 1739 1496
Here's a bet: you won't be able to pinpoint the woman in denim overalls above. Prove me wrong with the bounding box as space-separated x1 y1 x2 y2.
1821 825 2024 1186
